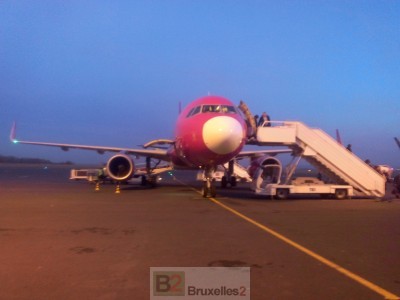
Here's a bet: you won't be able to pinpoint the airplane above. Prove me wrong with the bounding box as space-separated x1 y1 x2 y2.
10 95 291 197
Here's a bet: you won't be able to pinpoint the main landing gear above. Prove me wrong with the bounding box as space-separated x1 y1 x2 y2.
142 156 160 188
140 174 158 188
221 175 237 188
221 160 237 188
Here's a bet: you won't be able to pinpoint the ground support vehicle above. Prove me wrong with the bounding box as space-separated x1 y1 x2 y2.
255 177 353 200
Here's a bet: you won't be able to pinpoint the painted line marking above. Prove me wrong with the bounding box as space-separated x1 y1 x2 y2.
176 180 399 300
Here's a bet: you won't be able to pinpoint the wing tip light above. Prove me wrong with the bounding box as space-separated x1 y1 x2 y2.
10 122 18 143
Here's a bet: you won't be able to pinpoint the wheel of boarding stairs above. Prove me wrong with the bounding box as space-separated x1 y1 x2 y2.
334 189 347 200
275 188 289 200
221 176 228 188
230 176 237 187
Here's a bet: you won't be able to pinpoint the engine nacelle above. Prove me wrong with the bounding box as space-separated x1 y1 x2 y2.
106 154 135 181
248 156 282 178
249 156 282 191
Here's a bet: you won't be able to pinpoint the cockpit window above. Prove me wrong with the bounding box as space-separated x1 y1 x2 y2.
192 106 201 116
186 106 201 117
202 105 220 113
186 107 194 118
202 105 237 114
223 105 237 114
186 107 195 117
186 105 237 118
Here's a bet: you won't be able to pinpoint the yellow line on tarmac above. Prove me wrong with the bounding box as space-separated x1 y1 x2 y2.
178 180 399 300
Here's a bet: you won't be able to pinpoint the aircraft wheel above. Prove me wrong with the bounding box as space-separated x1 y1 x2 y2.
275 188 289 200
221 176 228 188
335 189 347 200
202 182 209 198
210 184 216 197
148 176 158 188
230 176 237 187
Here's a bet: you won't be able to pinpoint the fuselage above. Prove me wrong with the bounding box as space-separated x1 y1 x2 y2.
169 95 247 168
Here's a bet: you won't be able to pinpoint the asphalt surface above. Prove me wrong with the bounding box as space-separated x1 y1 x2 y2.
1 164 400 300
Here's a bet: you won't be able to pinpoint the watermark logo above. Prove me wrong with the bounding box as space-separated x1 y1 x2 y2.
150 267 250 299
153 271 185 296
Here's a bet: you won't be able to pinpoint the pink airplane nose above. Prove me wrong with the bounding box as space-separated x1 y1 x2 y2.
202 116 244 155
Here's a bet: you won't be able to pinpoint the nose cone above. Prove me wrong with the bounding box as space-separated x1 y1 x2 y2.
202 116 245 155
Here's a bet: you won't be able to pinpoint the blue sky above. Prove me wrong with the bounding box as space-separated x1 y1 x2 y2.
1 1 399 166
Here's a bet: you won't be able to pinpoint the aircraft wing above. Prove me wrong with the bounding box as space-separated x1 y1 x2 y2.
236 148 292 158
9 122 170 161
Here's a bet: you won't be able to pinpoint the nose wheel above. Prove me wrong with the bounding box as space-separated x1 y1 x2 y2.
202 179 216 198
202 167 217 198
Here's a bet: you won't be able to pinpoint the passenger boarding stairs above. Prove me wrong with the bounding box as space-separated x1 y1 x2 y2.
256 122 386 198
223 161 252 182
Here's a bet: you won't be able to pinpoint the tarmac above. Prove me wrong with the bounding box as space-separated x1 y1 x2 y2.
1 164 400 300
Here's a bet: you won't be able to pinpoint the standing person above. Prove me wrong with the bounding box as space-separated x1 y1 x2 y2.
392 174 400 198
254 115 259 127
250 114 260 139
257 112 271 127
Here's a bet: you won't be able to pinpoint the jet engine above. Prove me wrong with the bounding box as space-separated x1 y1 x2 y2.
249 156 282 191
106 154 135 181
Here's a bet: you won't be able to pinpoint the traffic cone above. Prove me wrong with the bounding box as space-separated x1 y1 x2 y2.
95 182 100 191
115 184 120 194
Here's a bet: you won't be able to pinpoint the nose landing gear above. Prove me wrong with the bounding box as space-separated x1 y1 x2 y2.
202 179 216 198
202 167 217 198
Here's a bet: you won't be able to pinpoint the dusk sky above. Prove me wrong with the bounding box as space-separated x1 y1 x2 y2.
1 1 399 167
